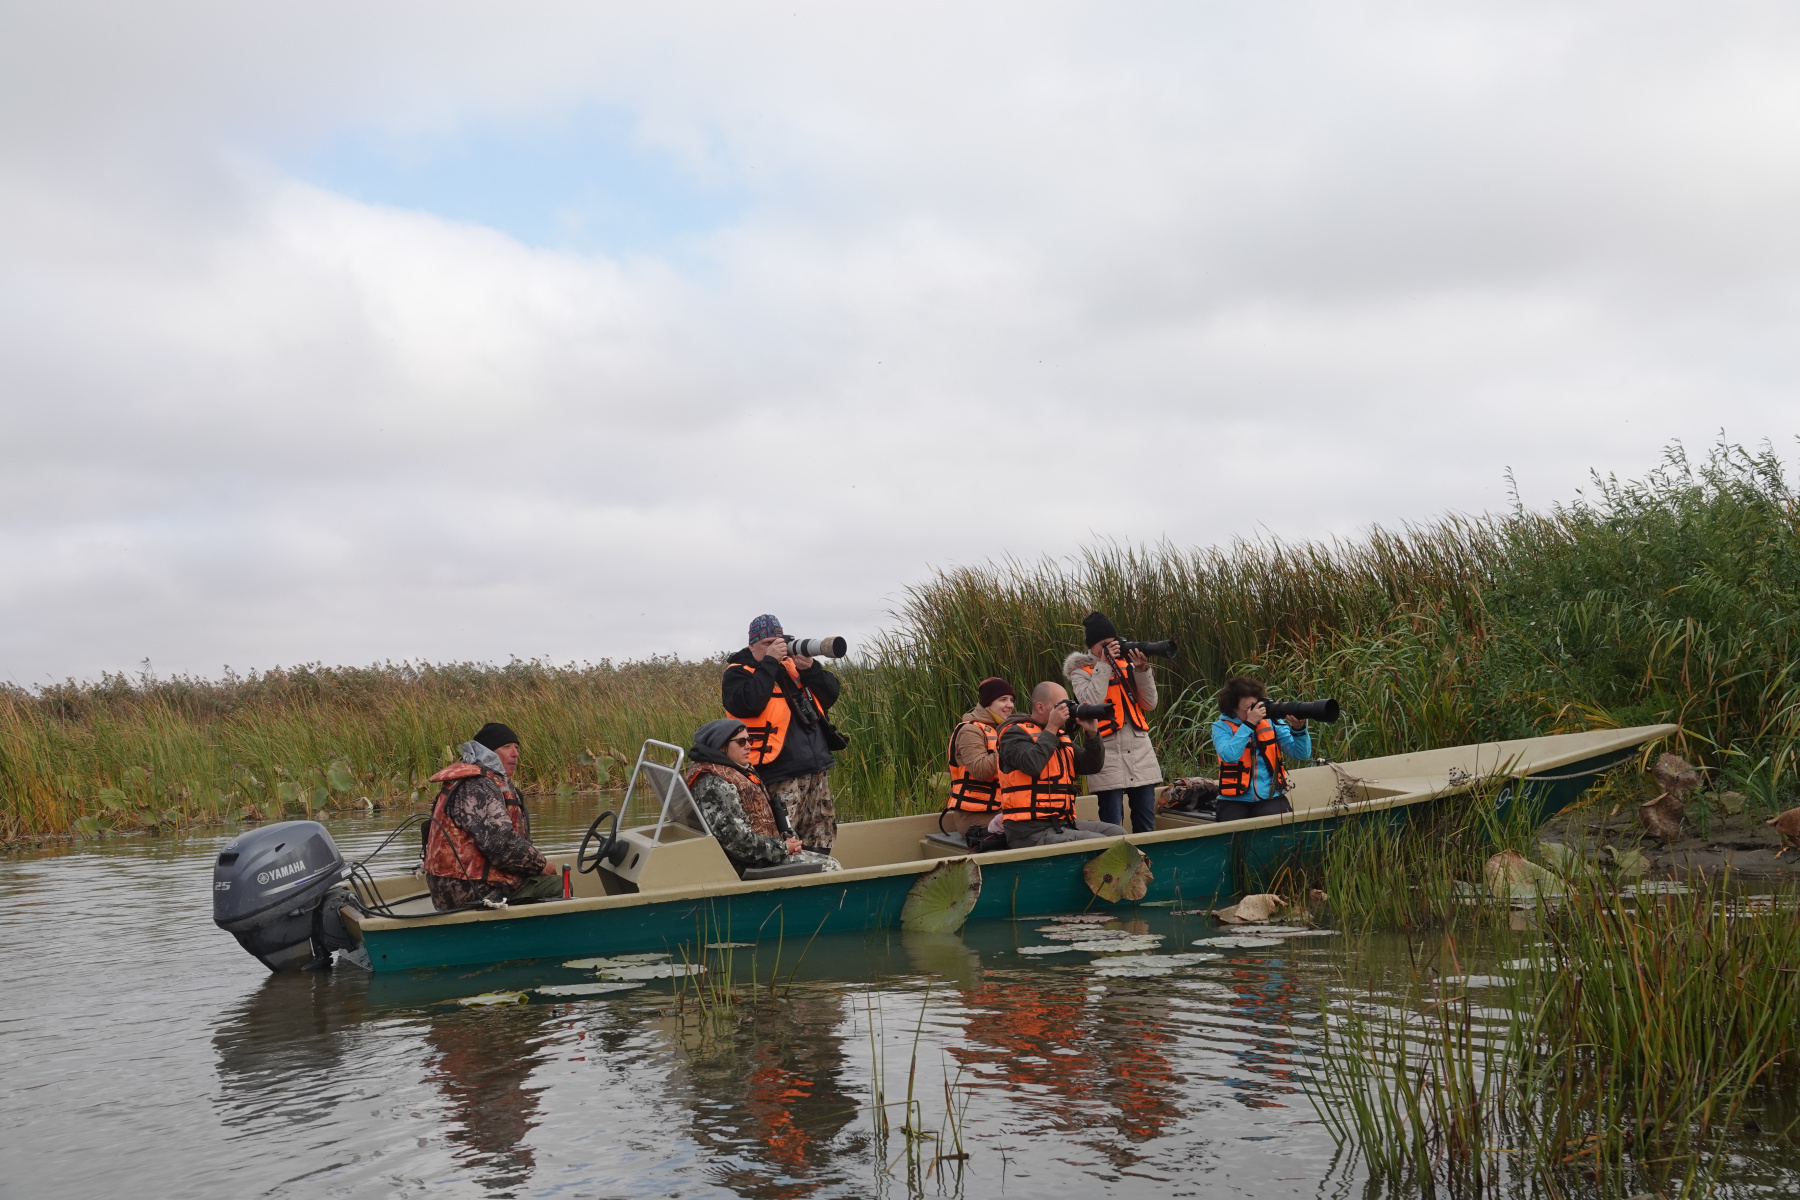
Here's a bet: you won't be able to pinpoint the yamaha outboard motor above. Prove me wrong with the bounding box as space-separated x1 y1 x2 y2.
212 821 360 971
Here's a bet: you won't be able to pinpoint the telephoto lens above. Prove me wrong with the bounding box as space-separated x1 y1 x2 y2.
1263 698 1340 723
786 636 848 659
1118 638 1179 658
1061 702 1112 722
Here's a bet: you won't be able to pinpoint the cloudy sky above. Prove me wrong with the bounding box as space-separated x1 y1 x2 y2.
3 2 1798 684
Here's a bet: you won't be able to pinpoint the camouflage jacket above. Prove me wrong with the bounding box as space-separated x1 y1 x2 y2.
690 769 795 870
425 773 548 910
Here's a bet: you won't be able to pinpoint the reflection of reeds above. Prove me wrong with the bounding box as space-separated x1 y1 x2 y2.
1305 871 1800 1196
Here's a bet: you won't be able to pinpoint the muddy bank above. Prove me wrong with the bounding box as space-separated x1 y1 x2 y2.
1541 801 1800 882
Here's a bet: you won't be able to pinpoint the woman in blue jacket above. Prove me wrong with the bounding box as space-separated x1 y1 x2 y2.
1211 677 1311 821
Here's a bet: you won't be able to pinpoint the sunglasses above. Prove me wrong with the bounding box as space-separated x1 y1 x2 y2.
728 736 752 746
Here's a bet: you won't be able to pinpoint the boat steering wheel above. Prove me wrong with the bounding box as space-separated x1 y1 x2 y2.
576 810 627 874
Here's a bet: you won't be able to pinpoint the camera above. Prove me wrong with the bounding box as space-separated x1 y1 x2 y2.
1117 638 1178 659
786 636 848 659
1262 697 1341 723
1058 700 1112 722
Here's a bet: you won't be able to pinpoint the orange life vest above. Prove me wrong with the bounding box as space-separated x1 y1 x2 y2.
1218 718 1288 799
422 763 529 889
725 657 824 769
1077 657 1148 737
997 721 1079 824
945 719 1002 812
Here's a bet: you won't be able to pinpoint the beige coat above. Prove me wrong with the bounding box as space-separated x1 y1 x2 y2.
1064 651 1163 791
951 706 1004 780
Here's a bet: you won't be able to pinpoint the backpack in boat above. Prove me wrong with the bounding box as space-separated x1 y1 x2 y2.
963 824 1009 854
1161 777 1220 817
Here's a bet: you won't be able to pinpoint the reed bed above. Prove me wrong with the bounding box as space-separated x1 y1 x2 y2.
7 438 1800 839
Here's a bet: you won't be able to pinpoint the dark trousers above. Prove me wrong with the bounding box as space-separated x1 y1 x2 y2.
1098 784 1159 834
1213 795 1293 823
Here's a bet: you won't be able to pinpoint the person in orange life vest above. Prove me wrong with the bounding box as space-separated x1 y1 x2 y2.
1065 611 1162 834
1210 677 1312 822
422 722 560 911
996 682 1127 848
723 614 845 851
940 676 1016 837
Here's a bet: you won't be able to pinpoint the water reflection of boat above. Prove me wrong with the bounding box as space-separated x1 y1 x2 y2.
338 726 1673 973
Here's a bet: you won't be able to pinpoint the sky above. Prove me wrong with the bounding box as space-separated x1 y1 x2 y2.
3 2 1799 685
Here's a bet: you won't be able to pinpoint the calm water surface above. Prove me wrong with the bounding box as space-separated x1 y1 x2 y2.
3 801 1794 1199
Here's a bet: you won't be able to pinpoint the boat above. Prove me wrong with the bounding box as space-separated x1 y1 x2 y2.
210 724 1675 973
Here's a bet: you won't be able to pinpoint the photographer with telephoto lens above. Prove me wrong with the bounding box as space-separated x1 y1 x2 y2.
1211 676 1312 821
723 614 844 851
1065 611 1163 833
996 682 1127 848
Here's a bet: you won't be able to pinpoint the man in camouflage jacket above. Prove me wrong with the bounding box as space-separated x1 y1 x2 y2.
425 723 562 910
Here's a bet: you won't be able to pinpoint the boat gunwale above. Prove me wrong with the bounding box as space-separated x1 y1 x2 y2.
346 723 1673 935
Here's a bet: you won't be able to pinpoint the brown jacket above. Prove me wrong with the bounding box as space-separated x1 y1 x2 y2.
951 706 1005 781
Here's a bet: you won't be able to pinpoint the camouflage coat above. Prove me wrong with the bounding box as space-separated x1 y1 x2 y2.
425 773 549 910
689 766 795 870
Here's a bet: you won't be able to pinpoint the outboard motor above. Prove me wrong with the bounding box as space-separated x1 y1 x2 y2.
212 821 360 971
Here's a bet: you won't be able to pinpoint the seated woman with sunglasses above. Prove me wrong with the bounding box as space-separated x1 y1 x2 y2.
685 719 841 875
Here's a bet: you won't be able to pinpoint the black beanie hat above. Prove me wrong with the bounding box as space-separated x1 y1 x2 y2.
473 721 522 751
977 677 1016 707
1082 611 1119 648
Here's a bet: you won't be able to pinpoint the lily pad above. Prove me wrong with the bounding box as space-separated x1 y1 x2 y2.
901 858 983 934
456 991 530 1007
1048 914 1117 925
563 953 671 969
597 962 706 981
1484 850 1565 899
704 941 755 949
1038 926 1135 940
1217 893 1285 923
1083 841 1153 903
1093 964 1176 977
1268 929 1341 938
1093 952 1219 969
1070 936 1164 953
1018 944 1079 955
537 981 645 997
1196 936 1283 949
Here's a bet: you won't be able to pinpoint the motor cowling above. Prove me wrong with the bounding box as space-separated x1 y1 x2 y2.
212 821 354 972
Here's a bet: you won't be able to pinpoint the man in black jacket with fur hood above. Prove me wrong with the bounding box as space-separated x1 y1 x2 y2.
722 613 844 851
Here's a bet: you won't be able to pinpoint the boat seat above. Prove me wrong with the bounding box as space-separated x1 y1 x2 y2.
918 832 974 860
740 860 830 881
1156 809 1216 829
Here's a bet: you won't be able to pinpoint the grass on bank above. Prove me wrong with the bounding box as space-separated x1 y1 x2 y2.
1293 791 1800 1197
5 437 1800 840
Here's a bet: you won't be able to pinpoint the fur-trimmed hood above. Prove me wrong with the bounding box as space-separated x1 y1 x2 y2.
1063 650 1100 676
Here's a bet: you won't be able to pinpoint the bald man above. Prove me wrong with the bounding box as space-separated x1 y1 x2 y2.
994 681 1127 848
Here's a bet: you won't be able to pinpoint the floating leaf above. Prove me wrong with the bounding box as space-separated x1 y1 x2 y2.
597 962 705 981
704 941 755 950
1094 952 1219 970
1071 936 1163 953
901 858 982 934
97 788 127 810
537 982 644 997
327 761 356 794
1093 964 1175 977
456 991 530 1007
1083 841 1152 903
1037 926 1136 941
563 953 671 969
1484 850 1565 899
74 815 101 835
1196 936 1284 949
1048 914 1116 925
1018 945 1078 955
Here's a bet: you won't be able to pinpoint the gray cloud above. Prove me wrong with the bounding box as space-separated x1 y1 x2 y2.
2 1 1798 682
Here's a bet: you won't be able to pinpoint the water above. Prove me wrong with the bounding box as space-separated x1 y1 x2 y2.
3 802 1795 1199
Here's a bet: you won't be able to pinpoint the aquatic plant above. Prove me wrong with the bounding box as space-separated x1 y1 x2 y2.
1304 874 1800 1196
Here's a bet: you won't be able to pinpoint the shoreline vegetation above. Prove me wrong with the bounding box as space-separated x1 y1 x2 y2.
5 438 1799 843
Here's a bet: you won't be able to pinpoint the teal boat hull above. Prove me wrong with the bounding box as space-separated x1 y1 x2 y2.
356 745 1634 974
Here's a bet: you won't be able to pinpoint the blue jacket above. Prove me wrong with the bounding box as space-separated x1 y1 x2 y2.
1211 717 1312 800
